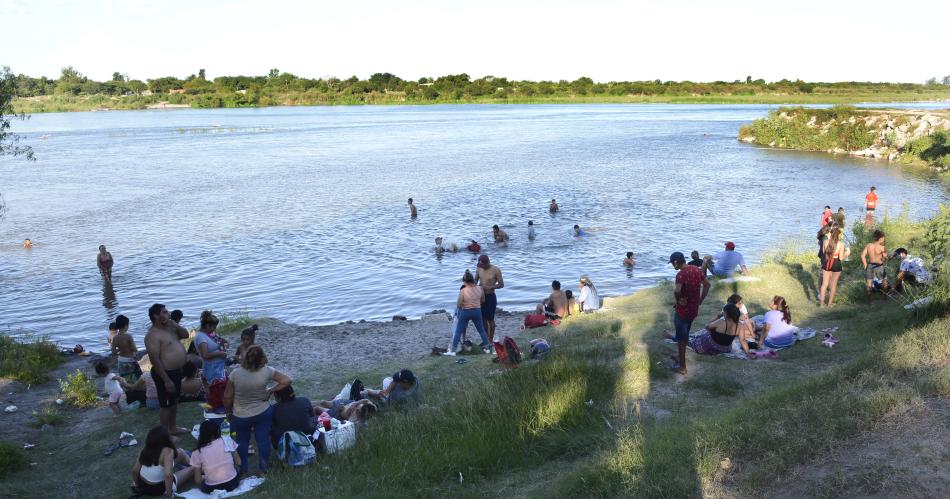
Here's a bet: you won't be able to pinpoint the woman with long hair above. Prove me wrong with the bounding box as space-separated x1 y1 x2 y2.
819 227 848 306
761 296 795 349
578 276 600 313
190 420 241 493
224 345 291 475
131 426 192 496
194 310 228 384
452 270 491 354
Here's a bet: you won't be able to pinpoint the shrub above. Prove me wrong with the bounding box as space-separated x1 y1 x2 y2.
217 311 254 335
30 406 66 428
0 442 28 478
926 204 950 259
0 335 63 384
59 370 99 408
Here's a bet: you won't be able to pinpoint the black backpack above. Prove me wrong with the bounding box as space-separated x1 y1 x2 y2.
349 379 365 401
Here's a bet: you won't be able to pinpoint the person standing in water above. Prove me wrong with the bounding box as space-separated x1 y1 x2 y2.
821 206 833 228
865 186 878 225
144 303 190 435
549 199 559 213
97 245 114 281
475 255 504 347
492 225 509 245
527 221 536 240
623 252 636 266
408 198 417 218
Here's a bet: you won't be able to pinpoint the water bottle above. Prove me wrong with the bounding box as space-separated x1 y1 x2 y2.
221 420 231 439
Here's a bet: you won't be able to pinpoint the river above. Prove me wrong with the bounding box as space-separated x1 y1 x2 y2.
1 103 946 346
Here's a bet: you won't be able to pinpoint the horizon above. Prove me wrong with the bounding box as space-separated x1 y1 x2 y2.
5 0 948 84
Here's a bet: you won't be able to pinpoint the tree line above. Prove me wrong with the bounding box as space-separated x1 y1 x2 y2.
9 66 950 108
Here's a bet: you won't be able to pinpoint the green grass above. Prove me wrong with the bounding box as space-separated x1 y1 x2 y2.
58 370 99 408
29 406 66 428
0 335 62 384
0 211 947 497
217 311 255 335
0 443 28 479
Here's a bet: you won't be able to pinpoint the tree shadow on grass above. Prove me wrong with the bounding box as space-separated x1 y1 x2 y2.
779 262 820 302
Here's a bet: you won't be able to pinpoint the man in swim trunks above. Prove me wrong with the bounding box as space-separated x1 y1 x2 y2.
549 199 559 213
111 314 139 378
408 198 417 218
475 255 504 346
97 245 114 281
547 280 569 319
860 230 889 304
865 186 878 212
144 303 190 435
492 225 509 245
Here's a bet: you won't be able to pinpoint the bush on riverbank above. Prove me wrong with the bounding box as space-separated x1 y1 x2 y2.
904 130 950 170
738 106 876 151
0 335 62 384
58 370 98 408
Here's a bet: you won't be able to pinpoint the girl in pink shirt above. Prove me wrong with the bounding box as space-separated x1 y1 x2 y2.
190 420 241 493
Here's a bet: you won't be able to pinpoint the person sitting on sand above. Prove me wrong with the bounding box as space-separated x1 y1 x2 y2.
408 198 417 218
434 236 445 255
578 276 600 313
760 295 795 350
132 426 193 497
665 303 749 357
547 280 569 319
120 361 160 410
549 199 559 213
314 398 379 423
96 361 126 415
707 241 749 278
527 220 536 240
111 315 139 378
725 294 756 348
190 420 241 494
23 238 33 249
564 290 575 317
492 225 509 245
893 248 932 291
623 252 636 266
451 270 491 354
97 245 114 281
467 239 481 253
270 385 316 448
573 224 584 237
362 369 421 405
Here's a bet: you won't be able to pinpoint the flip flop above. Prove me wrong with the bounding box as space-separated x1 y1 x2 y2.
455 358 467 365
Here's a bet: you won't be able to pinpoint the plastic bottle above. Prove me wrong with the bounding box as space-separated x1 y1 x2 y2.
221 420 231 438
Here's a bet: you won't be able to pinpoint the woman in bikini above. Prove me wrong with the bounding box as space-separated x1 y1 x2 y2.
819 227 848 307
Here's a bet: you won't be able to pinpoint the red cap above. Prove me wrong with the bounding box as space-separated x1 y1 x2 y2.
725 241 736 250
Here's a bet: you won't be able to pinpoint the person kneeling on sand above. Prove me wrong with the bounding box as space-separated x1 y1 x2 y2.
362 369 421 405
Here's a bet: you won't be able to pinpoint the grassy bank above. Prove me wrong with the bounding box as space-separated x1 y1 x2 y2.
0 335 62 384
1 208 946 497
13 90 950 114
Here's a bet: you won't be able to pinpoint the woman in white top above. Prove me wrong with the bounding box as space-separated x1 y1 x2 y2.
761 296 795 349
223 345 291 475
578 276 600 313
131 426 192 497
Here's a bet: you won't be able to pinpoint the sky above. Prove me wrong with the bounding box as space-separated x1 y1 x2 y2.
3 0 948 83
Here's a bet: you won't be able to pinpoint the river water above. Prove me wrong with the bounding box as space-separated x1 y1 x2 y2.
1 103 947 346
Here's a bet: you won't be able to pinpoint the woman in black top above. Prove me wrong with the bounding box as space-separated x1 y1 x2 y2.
269 386 316 448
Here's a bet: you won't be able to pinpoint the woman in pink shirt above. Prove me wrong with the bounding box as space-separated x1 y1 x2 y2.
190 420 241 493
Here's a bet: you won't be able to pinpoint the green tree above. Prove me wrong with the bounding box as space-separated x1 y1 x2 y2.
55 66 85 95
198 68 206 80
942 75 950 85
1 66 35 221
268 68 279 79
925 77 938 85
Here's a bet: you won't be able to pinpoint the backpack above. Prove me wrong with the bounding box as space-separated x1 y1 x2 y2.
523 314 547 328
348 379 365 401
277 431 316 467
529 338 550 360
503 336 522 364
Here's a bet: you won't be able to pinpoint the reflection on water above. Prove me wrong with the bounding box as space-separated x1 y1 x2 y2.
0 104 946 345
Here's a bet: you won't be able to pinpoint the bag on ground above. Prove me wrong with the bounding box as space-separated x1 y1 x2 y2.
503 336 522 364
277 431 316 467
529 338 550 360
523 313 547 328
317 421 357 454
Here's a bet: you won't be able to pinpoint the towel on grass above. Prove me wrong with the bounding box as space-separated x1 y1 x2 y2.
175 477 264 499
714 276 761 284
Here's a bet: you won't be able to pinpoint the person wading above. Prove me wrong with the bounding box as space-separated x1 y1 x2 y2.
475 254 504 348
145 303 191 435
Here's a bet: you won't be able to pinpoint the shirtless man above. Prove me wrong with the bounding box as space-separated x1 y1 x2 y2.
492 225 509 245
408 198 417 218
97 245 114 281
110 314 139 378
623 252 636 266
144 303 190 434
549 199 559 213
23 238 33 249
860 229 889 304
434 236 445 255
547 280 569 318
475 255 504 345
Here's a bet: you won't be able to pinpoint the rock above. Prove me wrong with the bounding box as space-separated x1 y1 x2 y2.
392 315 407 321
359 319 366 323
429 309 447 315
4 405 17 413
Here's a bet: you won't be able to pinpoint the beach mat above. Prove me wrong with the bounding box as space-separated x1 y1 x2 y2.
175 477 264 499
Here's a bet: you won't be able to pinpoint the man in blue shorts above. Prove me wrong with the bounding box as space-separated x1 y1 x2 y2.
475 255 504 347
669 252 710 375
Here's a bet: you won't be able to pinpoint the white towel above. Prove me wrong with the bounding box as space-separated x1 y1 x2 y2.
175 477 264 499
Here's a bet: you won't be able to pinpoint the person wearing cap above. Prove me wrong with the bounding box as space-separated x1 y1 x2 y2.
476 254 504 346
363 369 421 405
668 251 710 375
492 225 509 245
893 248 931 291
709 242 749 278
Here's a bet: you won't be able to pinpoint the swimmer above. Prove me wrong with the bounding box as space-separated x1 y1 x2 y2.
527 220 536 240
434 236 445 255
408 198 417 218
467 240 481 253
97 245 114 281
549 199 559 213
492 225 509 244
623 252 635 266
23 238 33 249
573 225 584 237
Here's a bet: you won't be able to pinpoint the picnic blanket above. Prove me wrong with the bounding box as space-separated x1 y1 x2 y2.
663 324 818 359
174 477 264 499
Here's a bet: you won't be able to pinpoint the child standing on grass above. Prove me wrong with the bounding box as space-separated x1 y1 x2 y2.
96 361 125 415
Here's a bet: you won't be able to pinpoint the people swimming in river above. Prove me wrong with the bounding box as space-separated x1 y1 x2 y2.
573 225 584 237
467 240 481 253
23 238 33 249
527 220 536 240
408 198 417 218
549 199 559 213
623 252 636 266
434 236 445 255
492 225 509 245
97 245 114 281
